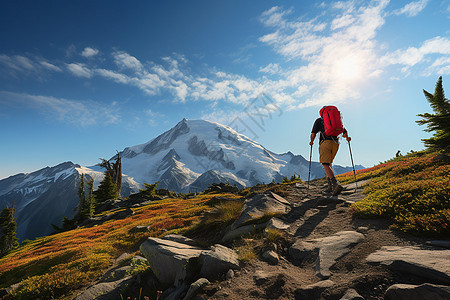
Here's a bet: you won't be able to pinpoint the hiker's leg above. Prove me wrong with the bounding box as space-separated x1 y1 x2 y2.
322 163 335 178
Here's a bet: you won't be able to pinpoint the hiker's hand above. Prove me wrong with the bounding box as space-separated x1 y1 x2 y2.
309 141 314 146
346 136 351 142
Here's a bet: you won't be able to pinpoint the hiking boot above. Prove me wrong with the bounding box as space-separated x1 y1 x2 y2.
325 178 332 193
331 177 343 196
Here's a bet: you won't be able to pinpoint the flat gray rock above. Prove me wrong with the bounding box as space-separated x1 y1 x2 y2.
139 237 203 286
231 193 290 230
290 231 365 279
295 280 335 299
266 217 290 230
366 246 450 284
385 283 450 300
426 240 450 249
199 244 240 280
74 277 133 300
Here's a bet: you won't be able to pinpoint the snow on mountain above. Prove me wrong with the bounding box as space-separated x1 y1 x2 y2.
116 118 353 193
0 162 140 241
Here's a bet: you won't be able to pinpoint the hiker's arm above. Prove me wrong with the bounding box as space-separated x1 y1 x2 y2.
310 133 316 145
342 129 351 142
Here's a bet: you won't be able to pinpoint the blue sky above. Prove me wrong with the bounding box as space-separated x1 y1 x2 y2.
1 0 449 179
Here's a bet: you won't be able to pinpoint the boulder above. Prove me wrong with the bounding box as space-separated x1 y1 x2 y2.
226 269 235 280
385 283 450 300
199 244 240 280
231 192 290 230
426 240 450 249
366 246 450 284
262 250 279 265
74 276 133 300
340 288 364 300
290 231 365 279
266 217 290 230
139 237 203 287
183 278 210 300
295 280 335 299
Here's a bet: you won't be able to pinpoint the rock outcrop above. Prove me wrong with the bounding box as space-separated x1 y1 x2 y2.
366 246 450 285
290 231 365 279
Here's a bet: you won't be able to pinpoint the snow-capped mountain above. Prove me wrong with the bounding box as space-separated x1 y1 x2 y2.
0 118 361 241
118 118 357 192
0 162 139 241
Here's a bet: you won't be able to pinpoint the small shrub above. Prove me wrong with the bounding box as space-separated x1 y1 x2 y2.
264 228 283 245
347 152 449 237
235 239 256 262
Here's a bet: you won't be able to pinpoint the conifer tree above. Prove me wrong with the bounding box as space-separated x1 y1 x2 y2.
97 152 122 197
416 76 450 152
77 174 86 219
139 182 158 196
94 172 119 203
79 177 95 220
78 173 85 204
0 203 19 257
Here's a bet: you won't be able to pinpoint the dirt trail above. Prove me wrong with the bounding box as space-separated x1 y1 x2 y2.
198 179 429 300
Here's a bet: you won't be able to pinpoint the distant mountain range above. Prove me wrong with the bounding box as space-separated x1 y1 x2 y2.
0 118 363 241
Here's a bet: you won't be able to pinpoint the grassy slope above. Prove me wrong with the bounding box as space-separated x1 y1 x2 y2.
337 151 449 237
0 193 241 300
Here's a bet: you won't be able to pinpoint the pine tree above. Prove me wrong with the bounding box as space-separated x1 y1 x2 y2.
139 182 158 196
0 203 19 257
77 174 86 220
79 177 95 220
416 76 450 152
94 172 119 203
86 179 95 216
97 152 122 197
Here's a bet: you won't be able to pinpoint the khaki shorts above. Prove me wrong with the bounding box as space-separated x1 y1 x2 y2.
319 140 339 164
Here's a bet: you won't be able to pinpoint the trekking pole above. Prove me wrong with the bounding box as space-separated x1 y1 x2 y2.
348 140 357 192
307 144 312 195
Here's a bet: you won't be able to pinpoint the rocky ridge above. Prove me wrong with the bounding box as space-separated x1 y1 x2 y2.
72 179 450 300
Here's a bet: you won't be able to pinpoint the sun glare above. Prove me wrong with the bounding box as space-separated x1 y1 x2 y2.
334 55 363 82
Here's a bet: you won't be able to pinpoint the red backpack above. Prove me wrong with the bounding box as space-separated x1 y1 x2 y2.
319 106 344 136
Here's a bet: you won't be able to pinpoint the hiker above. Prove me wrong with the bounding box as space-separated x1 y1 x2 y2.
309 106 351 196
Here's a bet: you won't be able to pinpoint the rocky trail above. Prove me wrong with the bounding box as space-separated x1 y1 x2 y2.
74 179 450 300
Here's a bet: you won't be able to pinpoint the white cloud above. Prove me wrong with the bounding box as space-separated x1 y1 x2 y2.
331 14 355 30
259 63 281 74
0 91 120 126
260 6 293 28
393 0 430 17
381 36 450 72
67 63 93 78
81 47 99 58
424 57 450 75
40 61 62 72
113 51 143 72
95 69 129 84
0 54 62 77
